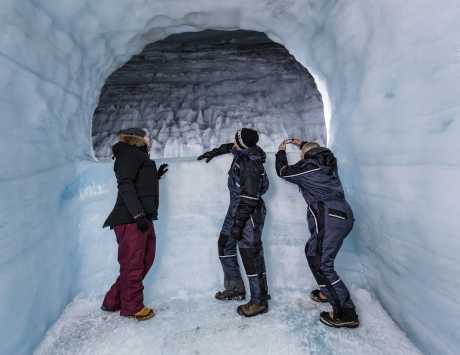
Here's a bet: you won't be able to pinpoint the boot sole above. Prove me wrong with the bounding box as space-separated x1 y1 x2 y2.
237 305 269 317
320 316 359 328
215 295 246 301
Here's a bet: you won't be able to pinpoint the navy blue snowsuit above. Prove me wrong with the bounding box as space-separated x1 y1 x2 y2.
276 147 356 315
218 145 270 304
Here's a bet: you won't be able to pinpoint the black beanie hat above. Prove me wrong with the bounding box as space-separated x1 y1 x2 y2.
235 128 259 149
118 127 147 138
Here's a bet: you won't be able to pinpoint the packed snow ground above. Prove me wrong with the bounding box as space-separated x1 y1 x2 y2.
35 290 421 355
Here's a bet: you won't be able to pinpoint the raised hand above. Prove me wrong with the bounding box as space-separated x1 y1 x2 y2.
158 163 169 179
278 140 287 151
197 151 215 163
290 138 303 147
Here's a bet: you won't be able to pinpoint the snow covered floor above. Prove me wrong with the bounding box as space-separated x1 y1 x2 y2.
35 289 421 355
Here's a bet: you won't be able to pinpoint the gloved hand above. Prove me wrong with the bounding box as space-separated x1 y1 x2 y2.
197 144 233 163
158 163 169 179
197 150 216 163
135 216 150 233
231 221 244 241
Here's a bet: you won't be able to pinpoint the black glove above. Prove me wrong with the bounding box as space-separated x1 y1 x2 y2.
197 150 216 163
230 221 244 241
158 163 169 179
197 143 233 163
135 216 150 233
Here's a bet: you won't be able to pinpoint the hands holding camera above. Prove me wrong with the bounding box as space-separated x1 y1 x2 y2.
278 138 303 151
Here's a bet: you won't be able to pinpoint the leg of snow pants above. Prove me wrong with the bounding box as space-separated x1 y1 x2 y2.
219 208 244 292
103 222 155 316
142 223 156 279
239 202 268 304
305 203 355 316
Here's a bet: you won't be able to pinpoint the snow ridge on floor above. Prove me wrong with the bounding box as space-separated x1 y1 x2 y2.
35 289 421 355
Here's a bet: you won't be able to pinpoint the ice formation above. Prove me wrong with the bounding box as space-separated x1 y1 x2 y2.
92 30 326 159
0 0 459 354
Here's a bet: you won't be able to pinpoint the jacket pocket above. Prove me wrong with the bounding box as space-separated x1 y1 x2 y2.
328 208 347 220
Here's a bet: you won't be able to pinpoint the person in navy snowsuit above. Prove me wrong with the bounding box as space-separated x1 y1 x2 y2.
276 139 359 328
198 128 270 317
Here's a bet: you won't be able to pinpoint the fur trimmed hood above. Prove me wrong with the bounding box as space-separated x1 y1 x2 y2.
118 133 146 147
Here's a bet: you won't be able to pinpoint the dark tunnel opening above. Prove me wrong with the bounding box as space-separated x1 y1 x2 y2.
91 30 326 159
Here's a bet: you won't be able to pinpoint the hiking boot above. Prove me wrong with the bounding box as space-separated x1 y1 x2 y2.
215 289 246 301
310 289 328 303
237 301 269 317
133 307 155 321
320 309 359 328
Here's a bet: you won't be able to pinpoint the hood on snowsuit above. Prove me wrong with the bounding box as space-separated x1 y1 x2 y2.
275 146 345 205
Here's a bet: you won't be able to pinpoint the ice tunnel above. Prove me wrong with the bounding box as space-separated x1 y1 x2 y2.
0 1 459 355
91 30 326 159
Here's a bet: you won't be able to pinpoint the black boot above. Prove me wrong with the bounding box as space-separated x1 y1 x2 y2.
310 289 328 303
320 308 359 328
215 289 246 301
237 301 269 317
236 273 269 317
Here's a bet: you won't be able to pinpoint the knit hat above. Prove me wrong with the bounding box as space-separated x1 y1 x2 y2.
235 128 259 149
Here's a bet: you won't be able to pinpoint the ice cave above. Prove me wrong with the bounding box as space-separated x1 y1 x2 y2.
0 1 459 355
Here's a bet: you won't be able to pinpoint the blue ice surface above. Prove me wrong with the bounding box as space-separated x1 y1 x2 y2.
0 163 81 355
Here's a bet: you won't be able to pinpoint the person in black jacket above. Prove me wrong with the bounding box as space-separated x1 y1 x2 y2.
276 138 359 328
198 128 270 317
102 128 168 321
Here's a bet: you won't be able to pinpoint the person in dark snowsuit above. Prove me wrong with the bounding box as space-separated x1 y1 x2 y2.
102 128 168 321
275 138 359 328
198 128 270 317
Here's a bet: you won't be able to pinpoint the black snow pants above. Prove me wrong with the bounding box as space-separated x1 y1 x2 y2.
219 200 268 304
305 200 355 315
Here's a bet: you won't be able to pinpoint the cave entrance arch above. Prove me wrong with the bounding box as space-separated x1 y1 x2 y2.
91 30 327 159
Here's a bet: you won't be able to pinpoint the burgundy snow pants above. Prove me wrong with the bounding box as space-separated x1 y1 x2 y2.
102 221 156 316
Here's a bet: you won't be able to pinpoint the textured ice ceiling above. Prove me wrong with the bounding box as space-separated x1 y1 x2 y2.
92 30 325 159
0 1 459 354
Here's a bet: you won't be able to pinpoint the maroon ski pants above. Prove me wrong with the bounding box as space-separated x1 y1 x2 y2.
102 221 156 316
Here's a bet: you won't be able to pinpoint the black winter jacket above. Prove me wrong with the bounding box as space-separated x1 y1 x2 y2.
103 142 159 228
227 145 269 230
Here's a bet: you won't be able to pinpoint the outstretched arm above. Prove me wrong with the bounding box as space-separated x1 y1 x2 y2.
197 143 234 163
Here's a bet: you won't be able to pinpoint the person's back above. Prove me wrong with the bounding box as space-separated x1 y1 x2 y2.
276 139 359 328
227 145 269 216
101 128 168 322
198 128 271 317
104 139 159 228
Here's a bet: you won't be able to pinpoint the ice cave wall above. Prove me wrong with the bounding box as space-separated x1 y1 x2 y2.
91 30 326 159
0 1 459 354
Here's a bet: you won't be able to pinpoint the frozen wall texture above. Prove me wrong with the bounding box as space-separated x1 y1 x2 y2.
0 0 459 354
92 30 325 159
